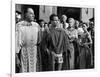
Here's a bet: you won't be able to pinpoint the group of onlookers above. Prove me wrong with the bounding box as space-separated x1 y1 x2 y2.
15 7 94 73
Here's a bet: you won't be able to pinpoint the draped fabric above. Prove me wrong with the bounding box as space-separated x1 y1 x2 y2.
41 28 70 71
16 21 39 72
65 28 78 69
79 33 92 69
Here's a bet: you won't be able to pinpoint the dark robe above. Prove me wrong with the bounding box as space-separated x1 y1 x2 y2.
41 28 70 71
40 28 52 71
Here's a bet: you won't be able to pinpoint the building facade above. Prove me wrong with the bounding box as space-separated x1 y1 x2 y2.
16 4 94 23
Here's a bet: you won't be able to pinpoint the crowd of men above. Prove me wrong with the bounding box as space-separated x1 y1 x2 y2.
15 7 94 73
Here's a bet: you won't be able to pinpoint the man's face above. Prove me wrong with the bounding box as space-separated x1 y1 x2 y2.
61 15 67 22
89 21 94 28
82 24 87 31
16 13 18 22
26 8 35 22
16 13 21 23
76 21 79 27
68 18 75 27
40 21 45 27
51 16 59 27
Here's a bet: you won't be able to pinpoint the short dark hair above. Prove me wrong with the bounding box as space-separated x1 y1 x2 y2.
89 18 94 22
49 14 58 21
16 11 21 14
82 22 87 26
24 7 31 14
38 19 44 23
23 7 33 19
38 19 45 25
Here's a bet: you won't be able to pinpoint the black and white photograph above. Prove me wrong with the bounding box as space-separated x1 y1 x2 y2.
2 0 100 77
14 3 95 73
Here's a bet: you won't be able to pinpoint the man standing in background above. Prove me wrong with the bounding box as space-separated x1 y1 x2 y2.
60 15 69 29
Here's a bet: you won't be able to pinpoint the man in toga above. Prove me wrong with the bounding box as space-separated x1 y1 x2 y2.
41 14 70 71
16 7 40 72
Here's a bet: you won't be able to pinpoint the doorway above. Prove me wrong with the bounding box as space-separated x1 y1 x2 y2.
57 7 81 21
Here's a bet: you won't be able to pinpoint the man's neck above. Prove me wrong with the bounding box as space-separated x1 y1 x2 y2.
25 18 33 23
50 25 56 30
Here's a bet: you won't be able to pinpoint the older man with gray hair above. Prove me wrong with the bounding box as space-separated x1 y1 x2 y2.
60 15 69 29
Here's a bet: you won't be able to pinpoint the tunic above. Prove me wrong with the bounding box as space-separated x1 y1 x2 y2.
16 21 39 72
41 27 70 71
